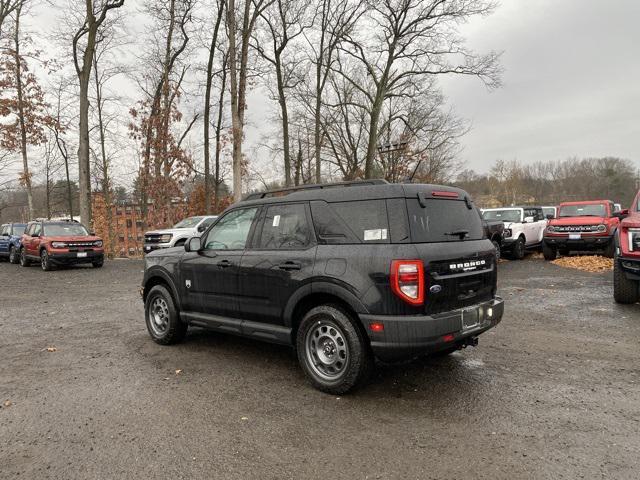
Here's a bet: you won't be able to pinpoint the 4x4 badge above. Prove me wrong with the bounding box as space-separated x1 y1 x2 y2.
186 279 191 289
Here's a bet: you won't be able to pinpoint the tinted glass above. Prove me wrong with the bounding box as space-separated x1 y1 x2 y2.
482 209 522 223
542 207 556 218
331 200 390 243
12 225 25 236
174 216 204 228
32 224 42 236
309 201 360 244
200 217 217 229
258 204 310 249
408 199 484 242
43 224 89 236
203 208 257 250
559 204 606 217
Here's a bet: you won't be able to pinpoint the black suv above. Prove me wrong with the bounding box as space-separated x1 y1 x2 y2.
141 181 504 393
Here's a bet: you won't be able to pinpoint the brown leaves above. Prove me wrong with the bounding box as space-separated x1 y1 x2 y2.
44 347 57 352
552 255 614 273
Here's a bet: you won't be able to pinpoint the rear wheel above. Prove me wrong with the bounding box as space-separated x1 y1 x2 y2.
613 258 639 304
542 242 557 261
19 248 30 267
92 259 104 268
297 305 372 394
40 249 52 271
604 239 616 258
9 246 19 264
513 237 526 260
491 239 501 260
145 285 187 344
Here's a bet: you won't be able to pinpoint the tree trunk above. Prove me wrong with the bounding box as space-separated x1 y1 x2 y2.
275 56 291 187
13 3 33 219
203 0 224 214
214 54 227 212
364 95 383 179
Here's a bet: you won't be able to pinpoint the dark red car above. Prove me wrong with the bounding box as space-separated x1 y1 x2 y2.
542 200 621 260
20 220 104 271
614 191 640 303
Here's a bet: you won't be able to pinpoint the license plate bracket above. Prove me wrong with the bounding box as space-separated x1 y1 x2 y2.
462 307 480 330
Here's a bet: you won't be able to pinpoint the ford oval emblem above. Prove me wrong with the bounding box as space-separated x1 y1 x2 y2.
430 285 442 294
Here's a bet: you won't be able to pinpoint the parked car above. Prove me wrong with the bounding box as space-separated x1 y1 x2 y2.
482 216 504 259
141 180 504 394
0 223 27 264
614 192 640 303
542 200 620 260
19 220 104 271
143 215 218 254
481 207 547 259
542 206 558 219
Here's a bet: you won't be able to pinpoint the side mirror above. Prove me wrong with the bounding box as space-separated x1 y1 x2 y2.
185 236 201 252
197 225 206 233
546 214 555 220
90 231 96 236
524 216 534 223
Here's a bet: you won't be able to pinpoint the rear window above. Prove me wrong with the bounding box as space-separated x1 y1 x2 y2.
407 198 484 243
559 204 606 217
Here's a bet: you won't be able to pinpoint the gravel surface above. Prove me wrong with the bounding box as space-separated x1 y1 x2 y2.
1 257 639 479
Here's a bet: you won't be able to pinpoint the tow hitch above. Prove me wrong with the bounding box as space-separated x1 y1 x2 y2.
461 336 479 348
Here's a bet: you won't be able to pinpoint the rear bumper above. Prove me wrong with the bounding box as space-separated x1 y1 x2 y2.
618 256 640 280
544 234 613 250
362 297 504 361
49 251 104 264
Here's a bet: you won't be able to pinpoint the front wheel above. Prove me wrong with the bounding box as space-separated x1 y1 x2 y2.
604 240 615 259
9 246 19 264
19 248 30 267
613 258 639 304
296 305 372 395
144 285 187 345
542 242 557 261
491 239 501 260
513 237 526 260
41 249 52 271
92 259 104 268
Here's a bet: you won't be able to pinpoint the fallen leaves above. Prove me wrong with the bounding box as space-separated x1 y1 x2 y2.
3 400 12 408
44 347 57 352
552 255 614 273
175 369 182 375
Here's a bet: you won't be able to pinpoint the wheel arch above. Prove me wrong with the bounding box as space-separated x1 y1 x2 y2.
143 268 183 312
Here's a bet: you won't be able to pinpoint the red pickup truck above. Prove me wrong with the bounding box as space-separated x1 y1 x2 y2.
614 192 640 303
542 200 620 260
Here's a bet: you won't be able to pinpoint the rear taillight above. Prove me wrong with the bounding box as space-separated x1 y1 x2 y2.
390 260 425 306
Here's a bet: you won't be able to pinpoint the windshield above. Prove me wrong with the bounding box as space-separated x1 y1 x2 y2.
559 204 606 217
408 199 484 243
542 207 556 218
173 216 204 228
43 224 89 236
12 225 25 236
482 209 522 223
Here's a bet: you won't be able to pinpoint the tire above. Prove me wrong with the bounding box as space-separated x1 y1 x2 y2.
513 237 526 260
491 239 501 260
296 305 373 395
542 242 557 261
92 259 104 268
40 249 52 271
174 239 186 247
9 246 19 264
19 248 30 267
144 285 187 345
604 240 615 259
613 258 639 304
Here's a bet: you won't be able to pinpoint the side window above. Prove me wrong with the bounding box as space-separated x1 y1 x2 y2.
200 217 216 230
33 224 42 236
1 225 7 235
331 200 390 243
536 208 544 221
258 203 311 249
203 208 258 250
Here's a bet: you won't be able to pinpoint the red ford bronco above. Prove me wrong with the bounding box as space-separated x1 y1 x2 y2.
614 191 640 303
543 200 620 260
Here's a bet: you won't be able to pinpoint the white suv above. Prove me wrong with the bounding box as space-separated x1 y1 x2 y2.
481 207 548 259
144 216 218 254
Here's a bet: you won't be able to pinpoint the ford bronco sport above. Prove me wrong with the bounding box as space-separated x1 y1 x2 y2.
0 223 27 263
614 191 640 304
20 220 105 270
543 200 620 260
141 181 504 394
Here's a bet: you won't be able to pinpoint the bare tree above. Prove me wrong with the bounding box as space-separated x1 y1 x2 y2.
72 0 124 226
341 0 501 178
226 0 272 201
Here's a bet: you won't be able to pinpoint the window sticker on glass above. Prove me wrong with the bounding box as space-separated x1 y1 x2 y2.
363 229 387 241
272 215 281 227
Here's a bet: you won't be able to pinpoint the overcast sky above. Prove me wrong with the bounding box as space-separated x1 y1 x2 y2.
440 0 640 172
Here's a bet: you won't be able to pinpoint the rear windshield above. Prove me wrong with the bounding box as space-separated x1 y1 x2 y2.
408 199 484 243
559 204 606 217
12 225 25 236
482 209 522 223
43 224 89 236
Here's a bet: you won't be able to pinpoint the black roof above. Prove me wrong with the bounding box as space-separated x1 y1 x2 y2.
237 180 470 208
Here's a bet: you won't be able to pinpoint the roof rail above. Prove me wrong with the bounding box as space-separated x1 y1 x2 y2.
243 179 389 201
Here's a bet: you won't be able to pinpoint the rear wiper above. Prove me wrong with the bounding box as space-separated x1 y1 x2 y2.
445 229 469 239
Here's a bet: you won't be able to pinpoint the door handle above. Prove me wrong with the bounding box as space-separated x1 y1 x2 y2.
217 259 232 268
277 261 301 271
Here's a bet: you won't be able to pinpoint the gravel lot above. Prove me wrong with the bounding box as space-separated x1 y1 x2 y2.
1 257 639 479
